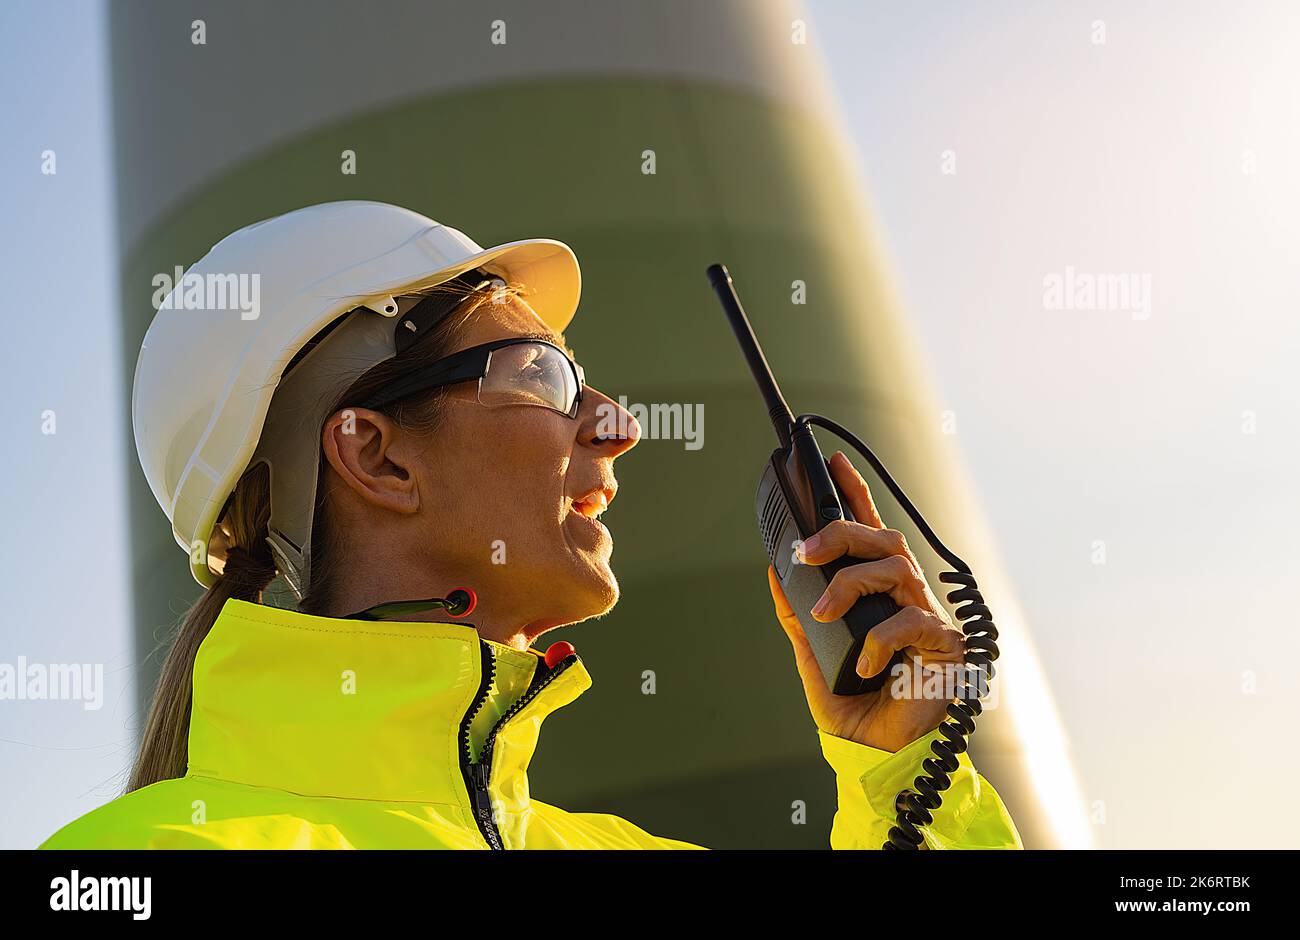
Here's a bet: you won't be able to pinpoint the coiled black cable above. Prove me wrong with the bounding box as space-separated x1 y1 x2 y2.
795 414 1001 851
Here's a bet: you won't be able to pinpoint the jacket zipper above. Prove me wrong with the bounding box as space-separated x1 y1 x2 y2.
458 641 500 849
457 640 578 850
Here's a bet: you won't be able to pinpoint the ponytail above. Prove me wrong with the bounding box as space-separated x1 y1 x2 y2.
126 466 274 792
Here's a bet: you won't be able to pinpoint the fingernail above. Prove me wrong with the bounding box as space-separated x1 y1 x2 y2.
800 534 821 555
810 592 830 618
856 655 874 677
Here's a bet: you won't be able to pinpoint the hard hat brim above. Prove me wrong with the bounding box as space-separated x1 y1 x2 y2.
450 238 581 334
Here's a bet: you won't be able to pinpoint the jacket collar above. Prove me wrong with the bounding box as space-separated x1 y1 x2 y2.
187 599 592 813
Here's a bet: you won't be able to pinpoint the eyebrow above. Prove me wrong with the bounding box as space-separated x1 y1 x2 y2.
520 329 576 359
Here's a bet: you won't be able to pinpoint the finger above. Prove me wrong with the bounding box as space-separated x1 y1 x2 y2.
857 606 964 678
906 645 968 669
810 555 931 622
767 566 833 702
828 451 884 527
795 519 913 567
766 564 797 625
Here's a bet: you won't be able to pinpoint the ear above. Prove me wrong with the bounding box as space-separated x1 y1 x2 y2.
320 407 420 514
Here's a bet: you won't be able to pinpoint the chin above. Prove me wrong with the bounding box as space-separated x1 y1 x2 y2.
554 514 620 622
555 556 620 624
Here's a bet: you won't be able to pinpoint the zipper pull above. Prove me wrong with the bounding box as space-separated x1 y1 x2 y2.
468 763 490 791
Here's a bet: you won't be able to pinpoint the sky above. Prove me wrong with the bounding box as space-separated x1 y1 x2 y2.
805 0 1300 847
0 0 135 848
2 0 1297 848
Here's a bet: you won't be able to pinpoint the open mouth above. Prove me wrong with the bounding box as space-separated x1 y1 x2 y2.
568 486 615 520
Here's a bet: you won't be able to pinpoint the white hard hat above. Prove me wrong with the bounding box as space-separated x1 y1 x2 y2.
132 200 581 597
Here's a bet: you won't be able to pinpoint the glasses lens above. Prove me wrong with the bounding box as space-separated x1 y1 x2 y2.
479 342 579 415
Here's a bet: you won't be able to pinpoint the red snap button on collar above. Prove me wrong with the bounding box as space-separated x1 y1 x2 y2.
543 641 575 669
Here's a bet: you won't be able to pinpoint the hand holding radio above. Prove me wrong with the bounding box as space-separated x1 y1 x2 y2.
767 452 967 753
710 261 1001 847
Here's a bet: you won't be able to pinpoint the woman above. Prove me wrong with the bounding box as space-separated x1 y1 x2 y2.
42 201 1020 850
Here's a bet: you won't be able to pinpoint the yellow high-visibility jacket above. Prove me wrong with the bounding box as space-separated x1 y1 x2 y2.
41 599 1021 849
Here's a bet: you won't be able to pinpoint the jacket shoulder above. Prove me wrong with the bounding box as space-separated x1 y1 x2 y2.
40 778 217 850
527 800 704 849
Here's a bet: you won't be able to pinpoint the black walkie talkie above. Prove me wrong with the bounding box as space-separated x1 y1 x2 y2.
708 261 1003 849
708 263 904 695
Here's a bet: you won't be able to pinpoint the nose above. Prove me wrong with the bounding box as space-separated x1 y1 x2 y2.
578 387 640 458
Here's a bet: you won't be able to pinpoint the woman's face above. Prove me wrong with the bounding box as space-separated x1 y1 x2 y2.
404 296 640 635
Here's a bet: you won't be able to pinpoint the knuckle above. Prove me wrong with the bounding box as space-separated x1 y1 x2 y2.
923 609 953 634
881 528 909 555
827 565 859 594
869 622 899 646
878 607 923 644
927 614 962 644
901 605 930 628
819 519 849 541
885 554 913 579
877 607 916 640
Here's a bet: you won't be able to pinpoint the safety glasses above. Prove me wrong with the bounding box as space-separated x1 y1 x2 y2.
357 337 585 419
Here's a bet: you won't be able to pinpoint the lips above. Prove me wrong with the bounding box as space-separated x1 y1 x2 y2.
569 486 615 520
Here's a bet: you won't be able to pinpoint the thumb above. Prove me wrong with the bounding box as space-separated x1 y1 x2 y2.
767 566 832 706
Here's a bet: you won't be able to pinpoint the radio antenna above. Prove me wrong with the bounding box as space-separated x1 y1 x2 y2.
708 263 795 449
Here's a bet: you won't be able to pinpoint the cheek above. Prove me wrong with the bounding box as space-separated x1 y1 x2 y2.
426 408 572 549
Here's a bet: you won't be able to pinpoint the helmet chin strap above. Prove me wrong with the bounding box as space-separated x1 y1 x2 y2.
343 587 477 622
257 270 506 602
